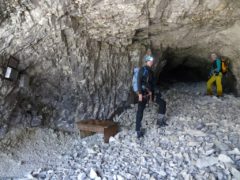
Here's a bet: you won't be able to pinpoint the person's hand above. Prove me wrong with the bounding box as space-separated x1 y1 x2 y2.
138 94 143 102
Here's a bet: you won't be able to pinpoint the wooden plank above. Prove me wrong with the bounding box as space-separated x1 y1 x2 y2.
78 120 115 126
104 124 118 143
77 120 115 131
77 123 110 129
76 119 119 143
80 130 95 138
79 125 105 133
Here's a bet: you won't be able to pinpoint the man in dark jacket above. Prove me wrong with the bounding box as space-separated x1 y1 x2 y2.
136 55 154 138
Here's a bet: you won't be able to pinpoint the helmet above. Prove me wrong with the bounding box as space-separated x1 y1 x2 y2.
144 55 154 62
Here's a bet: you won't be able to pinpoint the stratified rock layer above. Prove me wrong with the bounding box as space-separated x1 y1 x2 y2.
0 0 240 131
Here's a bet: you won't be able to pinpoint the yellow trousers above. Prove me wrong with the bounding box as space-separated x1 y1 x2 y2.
207 74 222 96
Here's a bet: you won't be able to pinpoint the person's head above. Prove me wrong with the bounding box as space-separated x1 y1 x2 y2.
144 55 154 67
146 48 152 55
210 53 218 62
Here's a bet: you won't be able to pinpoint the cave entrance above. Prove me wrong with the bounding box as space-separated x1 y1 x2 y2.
159 64 208 83
154 48 237 94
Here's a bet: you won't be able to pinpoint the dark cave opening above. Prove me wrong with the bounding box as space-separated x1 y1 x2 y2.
153 49 237 94
158 64 208 84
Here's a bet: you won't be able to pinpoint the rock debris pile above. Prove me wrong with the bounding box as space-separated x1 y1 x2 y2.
0 82 240 179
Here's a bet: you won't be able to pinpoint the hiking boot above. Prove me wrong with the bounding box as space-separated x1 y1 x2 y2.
206 92 213 96
157 114 168 127
136 131 144 139
161 121 168 126
157 119 168 127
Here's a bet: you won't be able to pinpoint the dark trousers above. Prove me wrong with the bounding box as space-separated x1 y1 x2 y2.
156 96 166 114
136 99 147 132
135 94 166 132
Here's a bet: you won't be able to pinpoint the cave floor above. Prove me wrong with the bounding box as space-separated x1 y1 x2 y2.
0 82 240 179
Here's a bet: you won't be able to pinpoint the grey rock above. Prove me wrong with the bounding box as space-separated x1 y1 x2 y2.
158 170 167 177
196 157 218 168
217 171 225 180
228 134 239 145
228 148 240 155
185 129 206 137
196 123 206 130
235 159 240 170
116 175 124 180
205 149 215 156
214 141 231 151
89 168 99 179
31 115 43 127
37 172 47 179
0 124 8 139
230 167 240 180
218 154 234 164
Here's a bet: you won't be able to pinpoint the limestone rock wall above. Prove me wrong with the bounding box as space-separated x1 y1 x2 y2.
0 0 240 133
0 0 146 132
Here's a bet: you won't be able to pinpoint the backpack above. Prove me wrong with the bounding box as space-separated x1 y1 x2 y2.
132 66 148 93
221 57 229 75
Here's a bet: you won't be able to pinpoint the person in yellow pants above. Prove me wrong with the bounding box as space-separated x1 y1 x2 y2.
207 53 223 97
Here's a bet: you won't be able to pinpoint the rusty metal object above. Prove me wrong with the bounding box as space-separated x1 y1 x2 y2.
76 120 118 143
